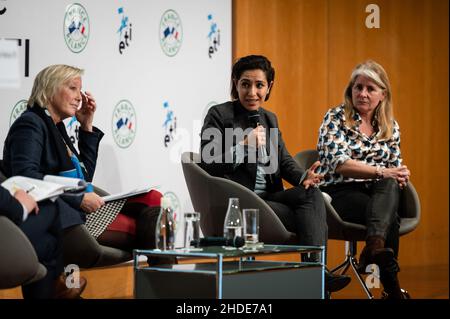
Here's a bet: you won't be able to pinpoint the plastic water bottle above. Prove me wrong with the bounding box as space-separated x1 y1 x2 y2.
223 198 243 241
155 196 176 251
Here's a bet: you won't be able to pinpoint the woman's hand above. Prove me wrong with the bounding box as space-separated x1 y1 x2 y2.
80 192 105 213
383 165 410 188
14 189 39 215
76 91 97 132
242 125 266 147
302 161 324 189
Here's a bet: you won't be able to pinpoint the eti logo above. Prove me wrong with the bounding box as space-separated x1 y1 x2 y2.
112 100 136 148
117 7 132 54
159 9 182 57
162 101 177 148
64 3 89 53
207 14 220 58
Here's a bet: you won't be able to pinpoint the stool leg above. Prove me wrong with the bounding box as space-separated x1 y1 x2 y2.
331 241 353 275
331 257 351 275
349 256 374 299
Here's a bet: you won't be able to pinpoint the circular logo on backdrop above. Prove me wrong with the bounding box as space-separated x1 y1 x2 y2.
10 100 28 126
159 9 182 57
63 3 90 53
112 100 136 148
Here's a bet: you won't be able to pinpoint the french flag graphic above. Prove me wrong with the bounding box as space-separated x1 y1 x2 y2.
68 21 77 34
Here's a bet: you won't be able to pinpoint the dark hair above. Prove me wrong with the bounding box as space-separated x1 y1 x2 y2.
231 55 275 101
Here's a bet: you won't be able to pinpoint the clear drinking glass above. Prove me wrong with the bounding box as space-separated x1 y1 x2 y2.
184 212 200 249
243 208 259 245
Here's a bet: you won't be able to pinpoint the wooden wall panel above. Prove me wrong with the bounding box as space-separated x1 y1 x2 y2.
233 0 448 267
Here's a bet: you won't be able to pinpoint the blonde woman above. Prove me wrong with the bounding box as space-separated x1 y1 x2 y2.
3 65 164 277
317 60 411 299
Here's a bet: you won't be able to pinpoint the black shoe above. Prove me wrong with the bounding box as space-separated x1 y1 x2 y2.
147 256 178 267
381 288 411 299
325 270 351 293
358 248 395 274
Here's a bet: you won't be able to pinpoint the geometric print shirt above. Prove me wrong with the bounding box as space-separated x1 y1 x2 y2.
316 104 402 186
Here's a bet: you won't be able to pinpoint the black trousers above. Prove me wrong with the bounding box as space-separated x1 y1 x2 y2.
19 201 63 299
321 178 401 258
260 186 328 261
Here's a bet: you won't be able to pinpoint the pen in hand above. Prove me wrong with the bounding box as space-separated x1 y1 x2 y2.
26 185 36 193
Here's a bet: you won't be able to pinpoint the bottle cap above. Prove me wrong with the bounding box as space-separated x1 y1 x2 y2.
161 196 172 209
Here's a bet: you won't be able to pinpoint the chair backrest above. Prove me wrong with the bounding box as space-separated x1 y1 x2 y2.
63 184 132 268
62 223 132 268
0 216 47 289
294 150 421 240
181 152 296 244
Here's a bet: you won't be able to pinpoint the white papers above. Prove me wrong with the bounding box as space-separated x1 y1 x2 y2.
102 186 157 202
2 176 66 202
43 175 87 190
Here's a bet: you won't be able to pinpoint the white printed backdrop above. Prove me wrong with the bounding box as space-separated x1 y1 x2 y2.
0 0 232 246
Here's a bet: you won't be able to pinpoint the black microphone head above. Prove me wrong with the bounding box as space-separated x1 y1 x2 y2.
193 236 245 248
232 236 245 248
247 110 260 128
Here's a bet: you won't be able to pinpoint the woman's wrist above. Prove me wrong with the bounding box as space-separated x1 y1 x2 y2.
375 166 385 179
80 123 93 132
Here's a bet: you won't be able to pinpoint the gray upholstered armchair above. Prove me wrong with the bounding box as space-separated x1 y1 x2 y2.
0 216 47 289
181 151 297 244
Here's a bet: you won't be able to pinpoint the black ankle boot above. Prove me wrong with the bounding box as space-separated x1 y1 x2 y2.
325 269 351 293
380 264 408 299
358 236 394 273
382 288 411 299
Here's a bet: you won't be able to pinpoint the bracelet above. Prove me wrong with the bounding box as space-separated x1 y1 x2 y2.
375 166 385 179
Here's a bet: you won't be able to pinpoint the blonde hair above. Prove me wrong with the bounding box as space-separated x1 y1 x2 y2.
28 64 84 108
343 60 394 139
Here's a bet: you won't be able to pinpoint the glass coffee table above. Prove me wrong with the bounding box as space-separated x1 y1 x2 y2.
134 244 325 299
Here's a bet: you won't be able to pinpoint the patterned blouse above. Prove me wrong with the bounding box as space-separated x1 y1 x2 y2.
317 104 402 186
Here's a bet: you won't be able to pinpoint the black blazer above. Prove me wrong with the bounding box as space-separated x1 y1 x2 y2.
0 186 23 225
3 109 104 229
200 101 304 193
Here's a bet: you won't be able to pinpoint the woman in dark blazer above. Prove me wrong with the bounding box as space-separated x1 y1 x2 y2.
3 65 162 266
200 55 350 293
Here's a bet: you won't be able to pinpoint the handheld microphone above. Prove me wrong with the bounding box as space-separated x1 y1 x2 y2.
247 110 260 128
247 110 268 164
191 236 245 248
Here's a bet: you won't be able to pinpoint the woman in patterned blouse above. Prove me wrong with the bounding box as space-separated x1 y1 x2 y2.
317 60 411 299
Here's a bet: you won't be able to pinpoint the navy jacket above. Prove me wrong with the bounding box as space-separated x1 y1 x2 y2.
3 109 104 229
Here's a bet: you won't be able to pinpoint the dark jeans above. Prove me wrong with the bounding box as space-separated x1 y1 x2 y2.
20 201 63 299
321 178 401 259
260 186 328 262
